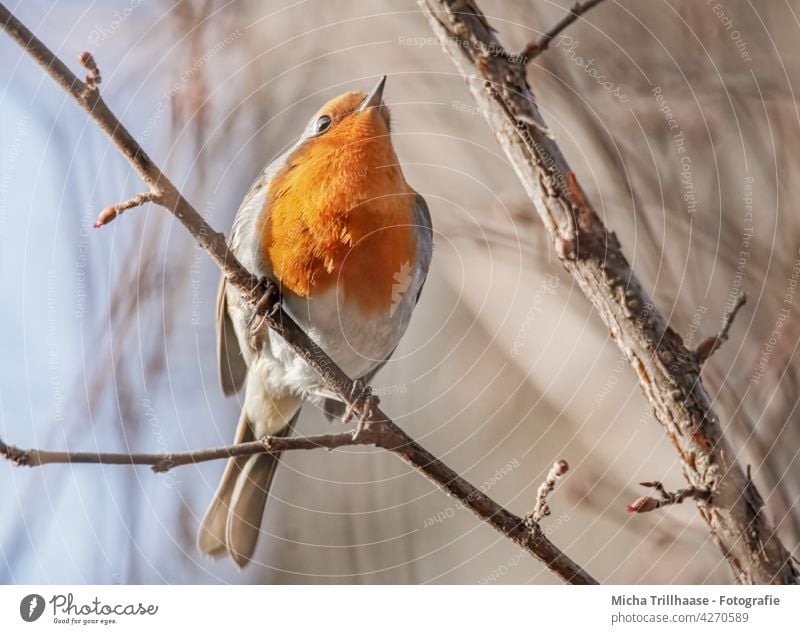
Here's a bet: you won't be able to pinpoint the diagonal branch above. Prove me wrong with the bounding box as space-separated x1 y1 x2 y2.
0 426 594 584
694 293 747 364
420 0 798 584
520 0 607 62
0 3 595 585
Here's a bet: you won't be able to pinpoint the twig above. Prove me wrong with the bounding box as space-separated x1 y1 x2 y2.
527 459 569 525
78 50 101 98
695 293 747 364
94 191 157 228
520 0 607 62
627 481 713 514
420 0 798 584
0 3 596 585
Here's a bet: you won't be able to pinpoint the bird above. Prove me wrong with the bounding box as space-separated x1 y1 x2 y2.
197 76 433 567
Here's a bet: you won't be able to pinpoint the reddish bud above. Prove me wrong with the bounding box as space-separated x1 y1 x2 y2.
553 459 569 477
94 205 117 228
523 41 540 58
695 336 718 362
627 496 660 513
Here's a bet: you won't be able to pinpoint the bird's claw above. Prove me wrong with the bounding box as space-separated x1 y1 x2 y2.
344 379 380 440
247 277 280 335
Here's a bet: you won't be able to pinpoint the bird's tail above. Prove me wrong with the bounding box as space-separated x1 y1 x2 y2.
197 398 300 567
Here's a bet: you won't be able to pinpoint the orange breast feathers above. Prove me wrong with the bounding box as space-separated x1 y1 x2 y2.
259 92 417 314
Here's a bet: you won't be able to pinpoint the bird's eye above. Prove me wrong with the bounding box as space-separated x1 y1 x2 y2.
315 115 332 134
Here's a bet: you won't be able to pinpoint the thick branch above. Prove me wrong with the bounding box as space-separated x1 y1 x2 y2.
0 3 596 585
420 0 797 584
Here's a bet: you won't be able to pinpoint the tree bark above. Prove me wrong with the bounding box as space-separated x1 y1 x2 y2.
420 0 798 584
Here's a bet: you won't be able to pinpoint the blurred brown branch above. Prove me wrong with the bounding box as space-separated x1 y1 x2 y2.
0 3 596 585
420 0 798 584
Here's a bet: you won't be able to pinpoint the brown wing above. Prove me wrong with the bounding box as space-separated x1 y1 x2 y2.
216 144 299 396
217 276 248 396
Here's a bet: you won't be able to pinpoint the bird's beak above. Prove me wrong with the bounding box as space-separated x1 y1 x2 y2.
357 76 386 112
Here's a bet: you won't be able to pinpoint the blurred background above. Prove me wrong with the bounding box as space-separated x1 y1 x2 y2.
1 0 799 584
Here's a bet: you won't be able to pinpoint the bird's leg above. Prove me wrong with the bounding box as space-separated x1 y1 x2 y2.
343 379 380 439
247 276 281 335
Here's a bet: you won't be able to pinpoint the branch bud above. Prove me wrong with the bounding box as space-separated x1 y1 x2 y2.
627 496 660 514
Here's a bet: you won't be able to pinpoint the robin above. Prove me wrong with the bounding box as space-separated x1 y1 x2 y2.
197 76 433 567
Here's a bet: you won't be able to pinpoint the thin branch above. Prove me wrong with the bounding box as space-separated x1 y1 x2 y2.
627 481 713 514
0 420 595 584
695 293 747 364
520 0 607 62
527 459 569 525
0 3 596 585
0 431 371 472
420 0 798 584
94 191 158 228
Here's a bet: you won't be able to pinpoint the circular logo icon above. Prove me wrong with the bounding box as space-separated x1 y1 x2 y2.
20 594 45 622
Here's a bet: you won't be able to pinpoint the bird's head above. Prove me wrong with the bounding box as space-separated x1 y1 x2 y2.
271 76 400 197
267 75 409 228
301 75 391 149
